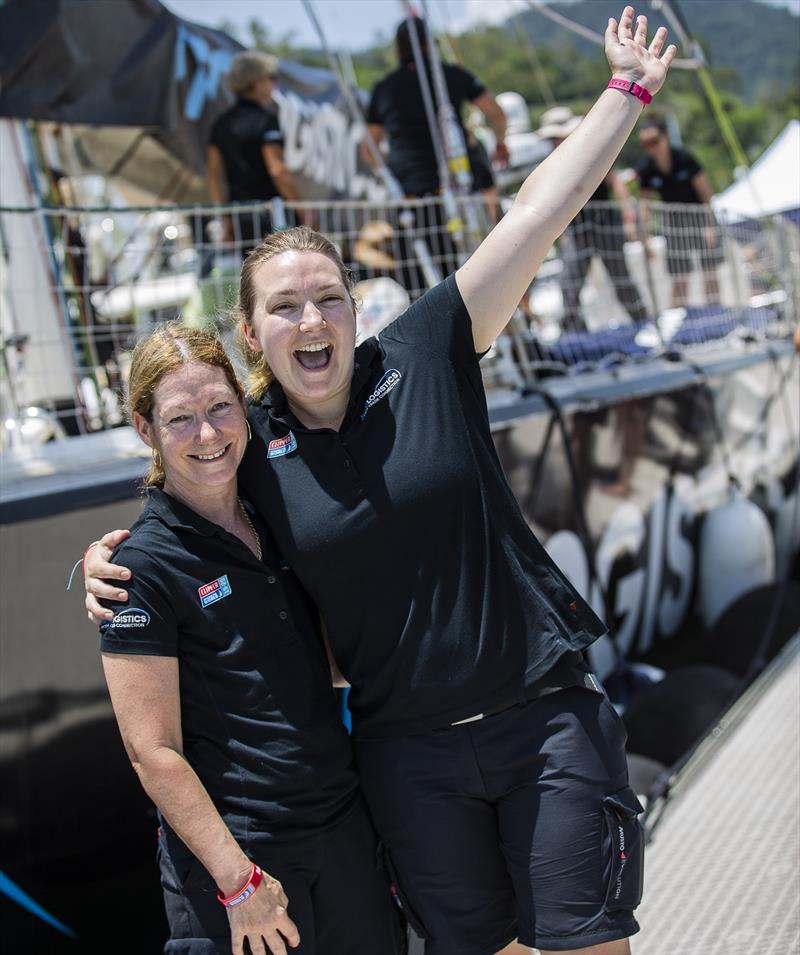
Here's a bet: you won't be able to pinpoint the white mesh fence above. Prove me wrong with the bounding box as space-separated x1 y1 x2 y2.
0 195 796 434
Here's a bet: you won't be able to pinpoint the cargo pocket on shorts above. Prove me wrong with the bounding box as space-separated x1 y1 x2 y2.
602 787 645 911
381 844 431 941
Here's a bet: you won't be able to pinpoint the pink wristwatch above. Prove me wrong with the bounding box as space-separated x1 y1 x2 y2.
607 77 653 105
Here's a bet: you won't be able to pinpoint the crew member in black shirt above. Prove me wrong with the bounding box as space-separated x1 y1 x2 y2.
364 18 508 198
363 17 508 293
207 52 300 255
634 115 721 307
99 326 401 955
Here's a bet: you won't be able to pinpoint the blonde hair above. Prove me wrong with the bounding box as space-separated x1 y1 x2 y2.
127 323 244 488
227 51 278 95
234 226 355 400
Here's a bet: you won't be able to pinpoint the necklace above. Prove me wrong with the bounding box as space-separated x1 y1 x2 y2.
237 498 262 562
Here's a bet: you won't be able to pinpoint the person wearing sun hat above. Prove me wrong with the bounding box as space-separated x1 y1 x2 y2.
537 106 648 331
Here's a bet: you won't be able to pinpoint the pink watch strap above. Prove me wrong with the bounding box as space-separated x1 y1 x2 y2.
607 77 653 105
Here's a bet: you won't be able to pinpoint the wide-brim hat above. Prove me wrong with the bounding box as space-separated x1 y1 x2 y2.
354 220 397 270
535 106 583 140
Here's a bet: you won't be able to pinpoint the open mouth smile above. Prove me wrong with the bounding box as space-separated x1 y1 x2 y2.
294 341 332 371
190 444 231 462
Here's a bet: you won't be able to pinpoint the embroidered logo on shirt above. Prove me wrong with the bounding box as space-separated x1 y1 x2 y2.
198 574 232 608
111 608 151 628
267 432 297 458
361 369 402 419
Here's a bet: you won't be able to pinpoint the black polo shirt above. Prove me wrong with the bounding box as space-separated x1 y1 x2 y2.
208 99 284 201
99 488 358 843
240 276 607 740
635 146 703 204
366 62 485 196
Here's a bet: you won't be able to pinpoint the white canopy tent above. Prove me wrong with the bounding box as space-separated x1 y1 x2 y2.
712 120 800 222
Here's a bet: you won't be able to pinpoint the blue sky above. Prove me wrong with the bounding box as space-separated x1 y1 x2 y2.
162 0 800 51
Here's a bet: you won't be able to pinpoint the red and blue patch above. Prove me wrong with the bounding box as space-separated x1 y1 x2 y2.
198 574 232 608
267 431 298 459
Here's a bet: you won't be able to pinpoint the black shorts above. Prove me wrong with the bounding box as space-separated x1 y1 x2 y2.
354 685 644 955
157 800 406 954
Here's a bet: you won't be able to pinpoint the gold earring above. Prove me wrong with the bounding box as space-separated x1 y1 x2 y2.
152 448 162 469
246 419 252 441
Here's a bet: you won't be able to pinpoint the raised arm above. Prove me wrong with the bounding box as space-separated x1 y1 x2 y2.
102 653 300 955
456 6 675 351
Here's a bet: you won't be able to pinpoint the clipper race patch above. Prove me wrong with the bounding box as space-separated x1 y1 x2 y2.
361 369 402 419
198 574 232 608
267 432 297 458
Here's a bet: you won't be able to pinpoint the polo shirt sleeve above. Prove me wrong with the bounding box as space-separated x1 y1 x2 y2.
99 543 179 657
261 111 284 147
446 64 485 103
681 149 702 178
365 82 385 125
380 274 478 371
634 157 654 189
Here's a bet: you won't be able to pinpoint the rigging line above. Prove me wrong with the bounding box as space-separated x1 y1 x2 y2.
428 0 459 64
653 0 751 174
520 0 701 70
507 0 556 107
419 0 472 194
418 0 482 249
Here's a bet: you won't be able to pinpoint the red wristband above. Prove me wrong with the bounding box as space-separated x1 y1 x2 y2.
216 864 263 907
608 77 653 105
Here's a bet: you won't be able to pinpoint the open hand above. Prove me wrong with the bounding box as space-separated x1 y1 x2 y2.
605 6 677 96
84 529 131 623
227 873 300 955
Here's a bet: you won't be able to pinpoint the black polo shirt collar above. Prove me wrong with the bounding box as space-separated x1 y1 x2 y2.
145 487 218 537
144 487 267 560
260 338 381 433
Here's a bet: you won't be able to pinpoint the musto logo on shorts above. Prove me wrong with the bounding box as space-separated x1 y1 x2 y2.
613 825 627 901
111 608 150 628
267 431 297 458
198 574 232 608
361 369 402 419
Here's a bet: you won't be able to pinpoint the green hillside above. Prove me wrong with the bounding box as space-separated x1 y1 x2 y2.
235 0 800 191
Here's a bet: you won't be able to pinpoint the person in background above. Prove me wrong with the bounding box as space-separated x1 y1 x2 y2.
536 106 649 332
633 114 721 307
99 325 403 955
364 17 508 199
207 51 301 255
362 17 508 291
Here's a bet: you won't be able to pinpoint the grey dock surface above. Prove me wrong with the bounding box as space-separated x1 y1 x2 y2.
635 636 800 955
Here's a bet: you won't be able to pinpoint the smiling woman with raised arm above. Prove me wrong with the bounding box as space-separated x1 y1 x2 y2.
86 9 675 955
97 326 402 955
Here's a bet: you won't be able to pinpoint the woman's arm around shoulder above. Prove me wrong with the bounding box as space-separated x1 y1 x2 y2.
83 529 133 622
456 5 675 352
